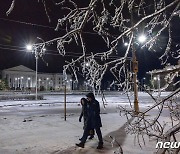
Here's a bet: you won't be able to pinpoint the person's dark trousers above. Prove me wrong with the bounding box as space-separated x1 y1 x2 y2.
81 127 103 144
80 126 90 143
95 127 103 144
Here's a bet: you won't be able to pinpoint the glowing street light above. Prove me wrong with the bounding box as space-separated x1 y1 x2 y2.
26 44 38 100
138 34 147 43
124 42 129 46
85 62 89 67
26 44 33 51
131 34 147 114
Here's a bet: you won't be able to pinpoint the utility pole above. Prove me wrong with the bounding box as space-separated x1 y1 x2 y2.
64 81 67 121
35 51 38 100
131 7 139 114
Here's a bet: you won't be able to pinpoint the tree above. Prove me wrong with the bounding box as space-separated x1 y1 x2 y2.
0 79 7 90
7 0 180 153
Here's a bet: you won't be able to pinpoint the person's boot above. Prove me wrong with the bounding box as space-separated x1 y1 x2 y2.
97 142 103 149
76 142 84 148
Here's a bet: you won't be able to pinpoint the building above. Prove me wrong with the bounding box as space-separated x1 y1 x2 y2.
1 65 72 91
147 64 180 91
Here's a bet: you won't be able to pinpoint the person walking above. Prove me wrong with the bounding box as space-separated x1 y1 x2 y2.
76 92 103 149
79 98 94 140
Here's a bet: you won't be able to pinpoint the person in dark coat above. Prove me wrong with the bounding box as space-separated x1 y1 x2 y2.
76 93 103 149
79 98 94 140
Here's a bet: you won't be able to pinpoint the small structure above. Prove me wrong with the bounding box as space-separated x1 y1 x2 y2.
147 64 180 91
1 65 72 91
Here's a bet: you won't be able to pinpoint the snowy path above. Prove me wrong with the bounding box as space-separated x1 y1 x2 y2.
0 112 157 154
0 92 176 154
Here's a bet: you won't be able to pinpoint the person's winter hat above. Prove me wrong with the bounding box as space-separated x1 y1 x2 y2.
86 92 95 99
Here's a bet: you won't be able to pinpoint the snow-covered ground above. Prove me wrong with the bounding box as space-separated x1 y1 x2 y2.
0 92 178 154
0 91 171 107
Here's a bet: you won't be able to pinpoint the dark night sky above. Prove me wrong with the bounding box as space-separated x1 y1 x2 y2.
0 0 179 81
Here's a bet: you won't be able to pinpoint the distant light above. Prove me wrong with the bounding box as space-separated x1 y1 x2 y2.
173 11 179 15
86 63 89 67
138 34 147 43
46 78 49 80
28 77 31 80
154 77 157 80
43 48 46 51
26 44 33 51
21 77 24 79
124 42 129 46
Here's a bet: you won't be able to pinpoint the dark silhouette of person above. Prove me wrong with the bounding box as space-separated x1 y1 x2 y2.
76 93 103 149
79 98 94 140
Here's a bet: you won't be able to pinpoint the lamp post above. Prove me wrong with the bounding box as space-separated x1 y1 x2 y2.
125 33 146 114
63 79 67 121
26 44 38 100
133 34 147 113
130 5 147 114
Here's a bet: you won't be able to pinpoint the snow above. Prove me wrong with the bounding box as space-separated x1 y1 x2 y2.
0 92 178 154
0 92 171 107
0 112 158 154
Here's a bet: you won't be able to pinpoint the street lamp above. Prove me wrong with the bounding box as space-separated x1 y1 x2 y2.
131 34 147 114
85 62 90 67
26 44 38 100
26 44 32 51
124 42 129 46
138 34 147 43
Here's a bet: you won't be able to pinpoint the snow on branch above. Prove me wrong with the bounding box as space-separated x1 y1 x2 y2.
10 0 178 91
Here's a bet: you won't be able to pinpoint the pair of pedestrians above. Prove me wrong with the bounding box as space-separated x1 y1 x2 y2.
76 92 103 149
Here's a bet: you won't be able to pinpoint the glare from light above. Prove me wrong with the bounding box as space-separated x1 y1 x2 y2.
26 44 33 51
86 63 89 67
138 34 147 43
124 42 129 46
